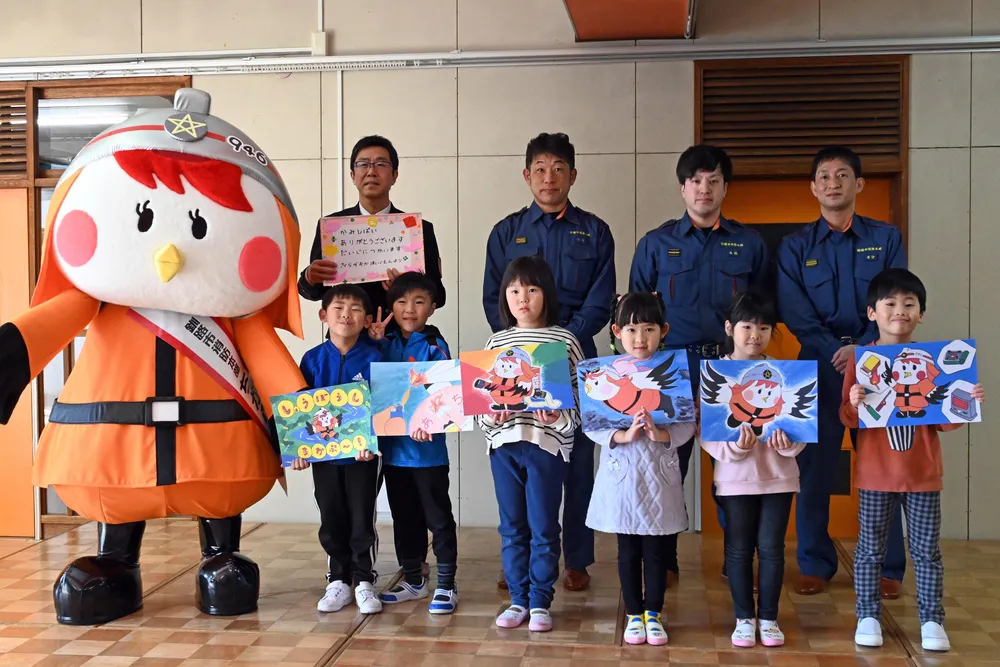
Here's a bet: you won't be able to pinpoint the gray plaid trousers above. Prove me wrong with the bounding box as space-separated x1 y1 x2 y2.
855 489 944 625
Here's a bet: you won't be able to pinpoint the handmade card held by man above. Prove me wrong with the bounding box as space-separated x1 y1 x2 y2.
320 212 425 285
577 351 693 431
459 342 575 416
370 360 473 436
270 382 378 466
854 339 981 429
700 359 819 443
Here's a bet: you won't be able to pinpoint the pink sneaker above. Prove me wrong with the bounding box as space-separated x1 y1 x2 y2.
496 604 528 629
759 620 784 647
732 619 756 648
528 608 553 632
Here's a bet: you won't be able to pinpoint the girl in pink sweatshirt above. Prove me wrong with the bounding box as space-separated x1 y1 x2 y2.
700 290 805 649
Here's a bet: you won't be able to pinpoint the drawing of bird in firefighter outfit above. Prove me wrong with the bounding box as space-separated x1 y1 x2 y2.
885 347 950 419
701 361 817 436
0 89 306 625
582 353 679 419
473 347 557 412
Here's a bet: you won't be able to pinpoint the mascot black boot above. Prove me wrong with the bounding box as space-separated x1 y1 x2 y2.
196 515 259 616
53 521 145 625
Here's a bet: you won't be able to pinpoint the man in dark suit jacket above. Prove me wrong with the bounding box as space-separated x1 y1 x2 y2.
298 135 446 331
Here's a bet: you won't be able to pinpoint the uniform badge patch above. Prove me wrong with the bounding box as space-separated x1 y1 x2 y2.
668 248 681 256
515 237 528 245
805 259 819 267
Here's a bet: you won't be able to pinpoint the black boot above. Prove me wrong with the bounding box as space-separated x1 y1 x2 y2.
53 521 145 625
196 515 259 616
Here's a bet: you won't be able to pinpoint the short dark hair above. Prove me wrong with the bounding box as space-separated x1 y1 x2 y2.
723 289 779 355
525 132 575 170
498 256 560 328
811 146 863 180
866 268 926 313
350 135 399 171
608 292 667 354
386 271 437 307
321 284 373 316
676 145 733 184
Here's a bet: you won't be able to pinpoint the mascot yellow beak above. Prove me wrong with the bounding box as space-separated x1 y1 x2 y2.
154 244 184 283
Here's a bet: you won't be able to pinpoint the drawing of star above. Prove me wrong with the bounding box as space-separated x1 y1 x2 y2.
166 113 208 139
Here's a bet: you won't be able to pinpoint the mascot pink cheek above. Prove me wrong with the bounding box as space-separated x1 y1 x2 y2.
239 236 282 293
55 210 98 267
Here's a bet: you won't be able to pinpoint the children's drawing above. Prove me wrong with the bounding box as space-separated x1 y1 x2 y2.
577 351 694 431
270 382 377 466
855 339 981 433
459 342 575 416
700 360 819 442
370 360 473 436
319 213 426 285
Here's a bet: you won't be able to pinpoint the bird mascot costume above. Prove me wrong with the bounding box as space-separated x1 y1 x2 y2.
0 88 307 625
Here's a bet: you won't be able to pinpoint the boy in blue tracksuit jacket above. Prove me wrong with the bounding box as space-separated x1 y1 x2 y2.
372 272 459 615
296 285 384 616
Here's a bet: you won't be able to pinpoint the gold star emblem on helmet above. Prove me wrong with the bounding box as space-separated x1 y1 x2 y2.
165 113 208 139
763 369 772 379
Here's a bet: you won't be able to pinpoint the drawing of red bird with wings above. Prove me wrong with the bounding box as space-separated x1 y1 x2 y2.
701 361 817 436
473 347 543 412
582 353 679 419
885 347 950 418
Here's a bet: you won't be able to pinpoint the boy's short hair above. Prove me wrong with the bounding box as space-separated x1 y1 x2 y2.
525 132 575 170
866 268 926 313
385 271 437 307
811 146 863 180
498 255 561 329
676 145 733 184
321 284 373 315
350 135 399 171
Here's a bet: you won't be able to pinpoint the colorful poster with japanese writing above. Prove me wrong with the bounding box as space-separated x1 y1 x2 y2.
270 382 378 466
459 342 575 416
319 213 425 285
577 351 693 431
370 360 473 436
855 340 981 431
700 359 819 442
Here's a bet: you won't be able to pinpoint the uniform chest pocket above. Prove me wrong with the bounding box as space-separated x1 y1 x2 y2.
658 255 698 306
714 262 752 308
562 242 600 299
505 243 539 265
803 265 836 308
854 258 885 308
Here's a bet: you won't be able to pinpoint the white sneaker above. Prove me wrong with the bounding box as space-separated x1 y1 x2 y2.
855 617 883 647
355 582 383 614
379 578 429 604
759 620 784 647
921 622 950 652
732 619 756 648
317 580 352 613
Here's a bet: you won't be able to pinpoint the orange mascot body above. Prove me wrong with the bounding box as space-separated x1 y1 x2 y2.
0 89 306 625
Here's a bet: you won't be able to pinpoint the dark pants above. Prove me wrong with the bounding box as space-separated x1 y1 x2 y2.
796 351 906 581
491 441 568 610
562 429 595 572
383 465 458 588
719 492 794 621
617 534 673 615
312 458 382 586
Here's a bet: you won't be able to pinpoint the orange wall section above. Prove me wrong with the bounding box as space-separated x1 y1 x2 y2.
0 188 36 537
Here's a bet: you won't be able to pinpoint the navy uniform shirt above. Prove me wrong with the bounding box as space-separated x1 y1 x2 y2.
482 201 616 359
776 214 906 364
629 213 769 349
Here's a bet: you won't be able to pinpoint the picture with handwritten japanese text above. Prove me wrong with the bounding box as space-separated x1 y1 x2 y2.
270 382 378 465
320 213 426 285
370 360 473 436
459 342 575 416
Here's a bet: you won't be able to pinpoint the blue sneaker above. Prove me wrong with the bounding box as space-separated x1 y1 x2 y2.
379 579 429 604
428 587 458 615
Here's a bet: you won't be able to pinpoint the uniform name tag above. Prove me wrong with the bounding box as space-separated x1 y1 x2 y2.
805 259 819 267
515 237 528 245
668 248 681 256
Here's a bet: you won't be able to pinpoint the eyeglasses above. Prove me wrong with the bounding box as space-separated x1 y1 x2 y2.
353 160 393 171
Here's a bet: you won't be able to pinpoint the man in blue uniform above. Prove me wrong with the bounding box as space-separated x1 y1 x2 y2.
629 145 769 585
482 132 616 592
777 146 907 597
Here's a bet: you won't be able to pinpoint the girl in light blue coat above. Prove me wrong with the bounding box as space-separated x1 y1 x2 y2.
584 293 695 647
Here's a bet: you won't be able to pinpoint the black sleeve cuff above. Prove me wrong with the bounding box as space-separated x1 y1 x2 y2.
0 322 30 425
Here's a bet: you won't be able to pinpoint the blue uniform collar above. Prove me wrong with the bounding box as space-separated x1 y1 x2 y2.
387 325 443 347
678 211 735 236
816 213 868 242
527 199 580 225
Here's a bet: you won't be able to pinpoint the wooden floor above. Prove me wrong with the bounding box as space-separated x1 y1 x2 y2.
0 520 997 666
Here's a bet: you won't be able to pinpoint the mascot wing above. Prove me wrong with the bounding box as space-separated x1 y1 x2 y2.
634 353 679 391
700 361 733 406
926 382 951 405
783 381 818 419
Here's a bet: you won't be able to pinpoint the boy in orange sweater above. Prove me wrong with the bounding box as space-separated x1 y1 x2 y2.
842 268 984 652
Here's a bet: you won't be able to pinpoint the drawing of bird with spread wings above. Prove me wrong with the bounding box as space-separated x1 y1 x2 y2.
583 353 680 419
701 361 817 436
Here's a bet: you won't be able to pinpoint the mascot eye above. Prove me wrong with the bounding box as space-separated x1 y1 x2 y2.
189 209 208 240
135 200 153 232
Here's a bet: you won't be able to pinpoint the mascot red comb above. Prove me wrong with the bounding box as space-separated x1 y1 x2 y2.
0 89 306 625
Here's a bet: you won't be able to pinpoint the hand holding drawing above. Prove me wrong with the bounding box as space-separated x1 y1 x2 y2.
356 449 380 462
972 384 985 402
535 410 561 425
491 410 513 425
291 458 310 470
612 413 646 444
767 428 794 451
832 344 856 373
735 425 758 451
849 384 866 408
639 407 670 442
368 307 394 341
410 428 432 441
305 259 338 285
381 267 401 291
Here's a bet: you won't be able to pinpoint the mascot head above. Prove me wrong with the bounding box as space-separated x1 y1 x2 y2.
33 88 302 337
737 363 784 408
891 348 939 386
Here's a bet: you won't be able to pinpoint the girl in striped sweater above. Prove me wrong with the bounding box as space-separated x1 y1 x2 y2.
479 256 583 633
